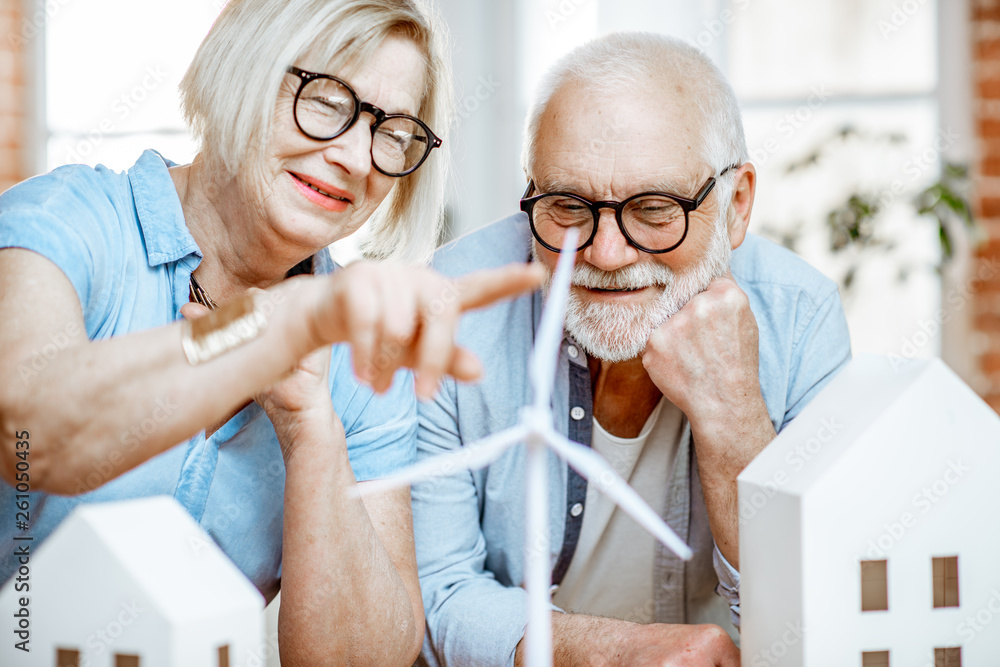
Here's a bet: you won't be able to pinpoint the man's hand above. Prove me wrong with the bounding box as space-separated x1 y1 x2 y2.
640 272 775 567
619 623 740 667
524 612 740 667
641 272 763 433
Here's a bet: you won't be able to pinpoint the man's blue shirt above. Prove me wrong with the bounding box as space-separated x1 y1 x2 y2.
412 213 852 666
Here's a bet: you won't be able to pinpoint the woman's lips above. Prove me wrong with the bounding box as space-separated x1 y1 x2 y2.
288 172 352 212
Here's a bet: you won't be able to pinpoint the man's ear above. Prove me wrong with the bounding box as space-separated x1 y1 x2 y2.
726 162 756 250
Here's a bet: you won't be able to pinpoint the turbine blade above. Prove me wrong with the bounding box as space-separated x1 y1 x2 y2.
352 425 528 497
545 428 693 560
529 229 579 411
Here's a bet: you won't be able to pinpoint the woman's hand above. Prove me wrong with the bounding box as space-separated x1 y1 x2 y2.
250 344 341 463
181 260 544 456
252 344 332 415
312 261 545 399
182 300 340 462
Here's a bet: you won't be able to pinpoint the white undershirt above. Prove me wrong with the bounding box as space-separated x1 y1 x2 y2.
552 398 686 623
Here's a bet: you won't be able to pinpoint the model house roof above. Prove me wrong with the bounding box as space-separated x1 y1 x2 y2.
739 354 1000 497
0 495 265 667
738 354 1000 665
78 496 263 620
1 495 263 622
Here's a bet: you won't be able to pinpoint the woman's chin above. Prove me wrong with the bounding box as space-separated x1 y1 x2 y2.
271 203 358 248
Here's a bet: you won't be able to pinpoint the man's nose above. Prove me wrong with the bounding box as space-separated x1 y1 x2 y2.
582 209 640 272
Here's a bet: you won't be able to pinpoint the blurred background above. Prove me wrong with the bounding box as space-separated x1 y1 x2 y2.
0 0 995 416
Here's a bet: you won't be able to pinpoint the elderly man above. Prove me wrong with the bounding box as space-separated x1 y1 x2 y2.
412 32 851 666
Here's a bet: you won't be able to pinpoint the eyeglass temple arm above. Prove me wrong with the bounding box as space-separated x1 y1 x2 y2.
693 162 743 207
720 162 741 177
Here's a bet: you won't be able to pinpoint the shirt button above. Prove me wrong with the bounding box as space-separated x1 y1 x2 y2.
550 584 560 595
567 345 579 359
570 406 585 421
570 502 584 517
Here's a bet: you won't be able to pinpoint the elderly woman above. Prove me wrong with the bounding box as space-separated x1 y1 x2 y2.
0 0 540 664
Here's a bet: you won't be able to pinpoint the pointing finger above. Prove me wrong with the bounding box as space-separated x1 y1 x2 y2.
457 263 546 311
414 290 460 400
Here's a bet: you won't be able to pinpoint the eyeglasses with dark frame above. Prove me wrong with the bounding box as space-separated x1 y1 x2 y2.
286 65 442 177
519 163 741 254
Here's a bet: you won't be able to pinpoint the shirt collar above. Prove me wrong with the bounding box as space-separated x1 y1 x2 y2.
128 150 339 275
128 150 340 275
314 247 336 275
127 149 201 267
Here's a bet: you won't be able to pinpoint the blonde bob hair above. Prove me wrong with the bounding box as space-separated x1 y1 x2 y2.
180 0 451 264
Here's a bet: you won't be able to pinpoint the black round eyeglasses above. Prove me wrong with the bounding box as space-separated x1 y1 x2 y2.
286 65 442 177
519 164 741 254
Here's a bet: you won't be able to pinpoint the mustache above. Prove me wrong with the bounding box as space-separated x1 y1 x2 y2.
570 262 674 291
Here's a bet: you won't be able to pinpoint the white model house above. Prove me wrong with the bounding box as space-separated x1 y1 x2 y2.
739 354 1000 666
0 496 264 667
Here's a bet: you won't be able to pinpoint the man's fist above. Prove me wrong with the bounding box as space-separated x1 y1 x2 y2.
641 272 761 428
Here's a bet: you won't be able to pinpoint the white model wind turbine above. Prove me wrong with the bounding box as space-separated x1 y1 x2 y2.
356 230 692 667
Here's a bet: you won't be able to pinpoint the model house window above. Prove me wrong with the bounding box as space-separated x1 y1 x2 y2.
862 650 890 667
115 655 140 667
932 556 960 608
218 644 230 667
934 647 962 667
861 559 889 611
56 648 80 667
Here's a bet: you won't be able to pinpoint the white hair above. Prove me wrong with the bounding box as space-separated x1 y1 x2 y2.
180 0 452 264
521 31 748 208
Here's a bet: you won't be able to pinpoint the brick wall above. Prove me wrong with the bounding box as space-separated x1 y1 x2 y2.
974 0 1000 413
0 0 27 194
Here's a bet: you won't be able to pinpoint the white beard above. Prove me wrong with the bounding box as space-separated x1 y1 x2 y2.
537 220 733 363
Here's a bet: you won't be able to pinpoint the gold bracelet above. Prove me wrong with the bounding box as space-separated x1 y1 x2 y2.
181 292 268 365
